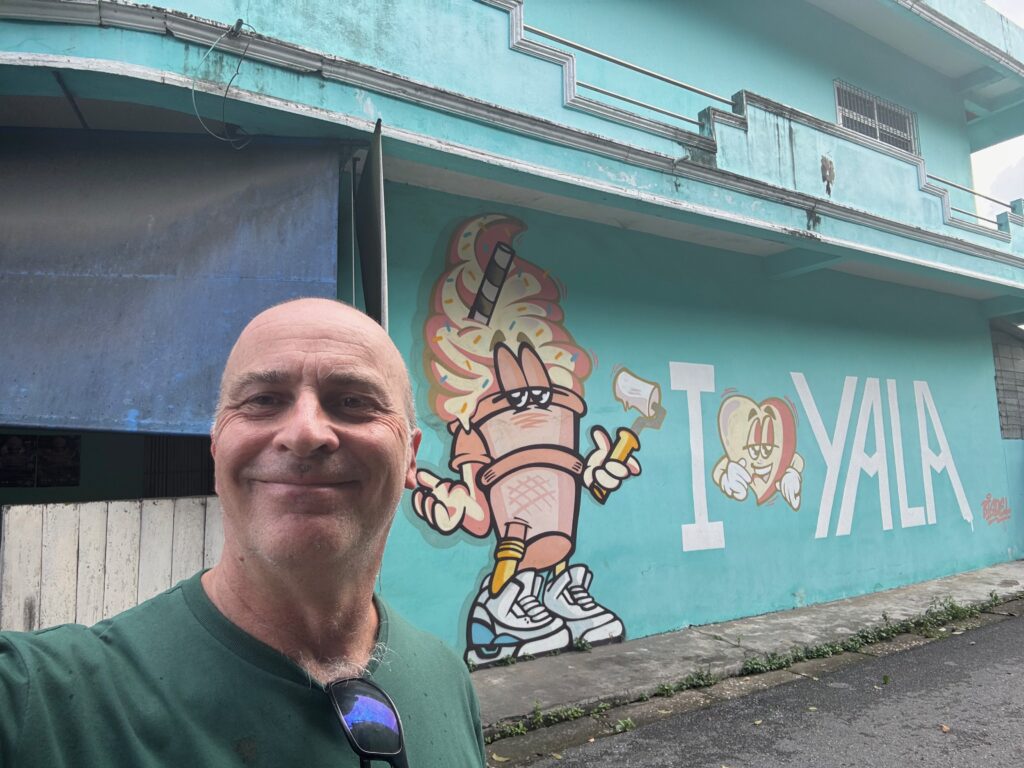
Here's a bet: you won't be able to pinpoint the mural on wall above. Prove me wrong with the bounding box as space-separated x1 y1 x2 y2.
413 214 649 666
712 393 803 510
407 213 985 663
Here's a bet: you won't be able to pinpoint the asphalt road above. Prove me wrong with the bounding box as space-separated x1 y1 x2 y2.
528 615 1024 767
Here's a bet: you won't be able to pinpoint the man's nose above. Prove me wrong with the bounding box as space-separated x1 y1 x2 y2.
273 392 340 456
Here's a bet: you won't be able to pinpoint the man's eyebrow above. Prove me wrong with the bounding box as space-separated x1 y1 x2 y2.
322 370 382 388
225 370 295 399
321 371 392 397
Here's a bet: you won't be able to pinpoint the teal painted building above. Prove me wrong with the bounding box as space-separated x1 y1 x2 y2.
2 0 1023 663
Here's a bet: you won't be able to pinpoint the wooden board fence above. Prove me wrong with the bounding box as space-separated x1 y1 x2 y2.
0 496 223 632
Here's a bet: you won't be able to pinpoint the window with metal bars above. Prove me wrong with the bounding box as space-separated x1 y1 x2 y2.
143 434 214 498
834 81 918 154
991 325 1024 440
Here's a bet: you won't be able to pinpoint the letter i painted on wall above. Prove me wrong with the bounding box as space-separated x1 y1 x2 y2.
670 361 724 551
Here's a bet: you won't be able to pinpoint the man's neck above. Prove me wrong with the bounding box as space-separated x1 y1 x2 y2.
201 555 381 684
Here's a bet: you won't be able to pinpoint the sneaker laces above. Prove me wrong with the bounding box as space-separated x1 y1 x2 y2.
567 584 596 609
518 595 553 622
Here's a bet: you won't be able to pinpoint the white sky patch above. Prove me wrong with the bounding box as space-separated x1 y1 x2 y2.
972 1 1024 221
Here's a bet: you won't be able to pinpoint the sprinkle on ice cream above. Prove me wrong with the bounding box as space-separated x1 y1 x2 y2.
423 214 592 430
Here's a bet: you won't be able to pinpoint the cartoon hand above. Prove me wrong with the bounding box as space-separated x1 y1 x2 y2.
583 426 641 494
412 470 485 534
776 466 802 511
719 459 752 500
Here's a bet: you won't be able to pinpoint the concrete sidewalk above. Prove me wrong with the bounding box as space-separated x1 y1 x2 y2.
472 560 1024 730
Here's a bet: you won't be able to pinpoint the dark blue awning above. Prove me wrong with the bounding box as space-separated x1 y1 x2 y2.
0 131 340 434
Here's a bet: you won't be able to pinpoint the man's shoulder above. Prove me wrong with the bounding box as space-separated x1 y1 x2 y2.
0 578 193 665
373 599 486 765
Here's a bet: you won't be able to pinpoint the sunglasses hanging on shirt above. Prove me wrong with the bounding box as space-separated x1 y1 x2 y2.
327 676 409 768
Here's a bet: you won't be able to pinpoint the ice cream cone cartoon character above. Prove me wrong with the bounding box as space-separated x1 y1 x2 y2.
713 394 803 510
415 214 642 666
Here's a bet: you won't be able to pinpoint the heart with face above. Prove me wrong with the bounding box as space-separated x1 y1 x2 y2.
718 395 798 505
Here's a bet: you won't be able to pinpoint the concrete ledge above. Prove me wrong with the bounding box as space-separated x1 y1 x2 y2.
474 560 1024 730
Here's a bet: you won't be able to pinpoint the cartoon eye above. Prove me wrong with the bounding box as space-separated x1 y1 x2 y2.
509 390 530 409
529 388 552 407
747 445 761 460
761 444 774 458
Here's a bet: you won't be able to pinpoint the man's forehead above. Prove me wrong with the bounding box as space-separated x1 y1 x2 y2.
229 303 381 362
225 366 387 393
221 301 407 393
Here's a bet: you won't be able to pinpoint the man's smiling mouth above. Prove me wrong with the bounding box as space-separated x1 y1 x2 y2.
251 478 355 488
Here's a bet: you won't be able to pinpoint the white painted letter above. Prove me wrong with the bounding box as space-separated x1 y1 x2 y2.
791 372 858 538
837 378 892 535
887 379 925 528
914 381 973 530
670 362 724 551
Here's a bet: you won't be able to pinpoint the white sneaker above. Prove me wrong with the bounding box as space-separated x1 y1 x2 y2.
465 568 571 667
543 564 624 646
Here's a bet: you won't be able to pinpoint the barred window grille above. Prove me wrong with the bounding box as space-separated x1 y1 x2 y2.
835 81 918 154
992 328 1024 440
143 434 214 497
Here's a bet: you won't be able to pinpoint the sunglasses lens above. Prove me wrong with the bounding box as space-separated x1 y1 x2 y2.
331 680 402 755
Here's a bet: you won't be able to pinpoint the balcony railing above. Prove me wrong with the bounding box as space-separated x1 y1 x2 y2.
927 173 1013 228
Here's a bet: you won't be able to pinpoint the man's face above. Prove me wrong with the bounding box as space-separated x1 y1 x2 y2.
211 300 421 567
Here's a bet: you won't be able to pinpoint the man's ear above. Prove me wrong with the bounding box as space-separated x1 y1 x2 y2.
209 429 220 495
405 429 423 489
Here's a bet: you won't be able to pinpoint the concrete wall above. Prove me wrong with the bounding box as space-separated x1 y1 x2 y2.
159 0 975 188
5 1 1020 267
529 0 975 192
377 181 1019 664
1000 439 1024 546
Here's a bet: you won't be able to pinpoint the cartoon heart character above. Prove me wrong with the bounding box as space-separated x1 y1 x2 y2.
712 395 803 510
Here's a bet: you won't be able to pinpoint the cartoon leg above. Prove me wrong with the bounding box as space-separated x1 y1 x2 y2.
490 521 528 596
465 523 571 667
543 563 624 646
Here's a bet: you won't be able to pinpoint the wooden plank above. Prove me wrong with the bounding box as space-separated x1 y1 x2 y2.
102 500 141 618
136 499 174 603
39 503 80 628
0 505 44 632
76 502 108 626
203 496 225 568
171 497 206 584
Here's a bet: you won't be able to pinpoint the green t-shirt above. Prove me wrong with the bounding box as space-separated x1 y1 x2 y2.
0 572 486 767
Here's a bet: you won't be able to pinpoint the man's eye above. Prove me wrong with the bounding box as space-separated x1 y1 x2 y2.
246 394 282 408
334 395 374 412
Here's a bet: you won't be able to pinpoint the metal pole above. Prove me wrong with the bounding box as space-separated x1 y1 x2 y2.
524 24 733 105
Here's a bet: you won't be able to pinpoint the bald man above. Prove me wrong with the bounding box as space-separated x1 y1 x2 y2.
0 299 487 767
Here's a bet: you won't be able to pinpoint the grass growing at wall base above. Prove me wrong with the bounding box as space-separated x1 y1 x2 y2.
739 592 1005 675
483 591 1018 745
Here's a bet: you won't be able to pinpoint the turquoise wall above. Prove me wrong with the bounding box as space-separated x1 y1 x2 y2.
378 181 1019 662
528 0 974 201
1001 439 1024 548
4 3 1018 260
160 0 976 189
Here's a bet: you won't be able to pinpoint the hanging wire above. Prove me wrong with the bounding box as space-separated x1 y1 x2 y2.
190 19 256 150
